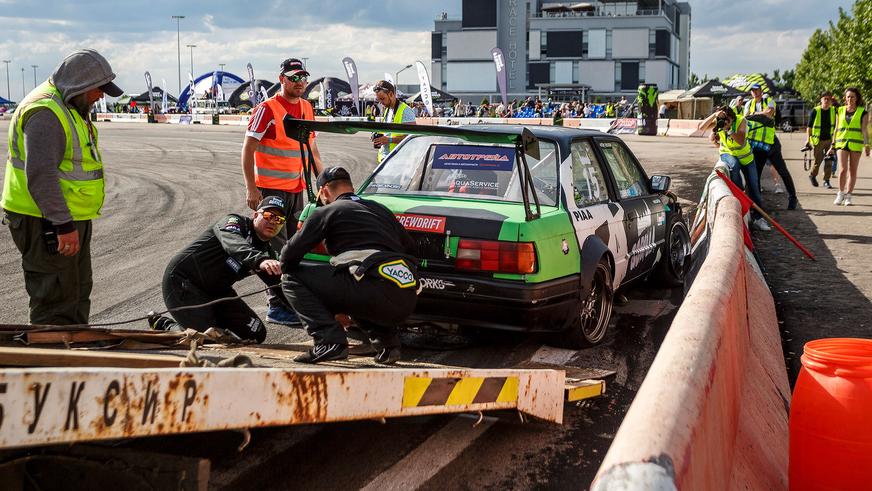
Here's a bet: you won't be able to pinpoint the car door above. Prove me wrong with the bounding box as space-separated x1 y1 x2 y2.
563 138 632 287
595 138 666 282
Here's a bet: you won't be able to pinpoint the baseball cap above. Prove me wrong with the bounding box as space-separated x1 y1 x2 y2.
749 83 762 90
316 166 351 189
257 196 286 214
280 58 309 78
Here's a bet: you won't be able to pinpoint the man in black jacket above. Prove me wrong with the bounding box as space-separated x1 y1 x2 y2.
281 167 418 364
148 196 289 342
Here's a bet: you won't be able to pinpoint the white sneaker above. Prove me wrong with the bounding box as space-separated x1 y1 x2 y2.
774 183 784 194
753 218 771 231
834 192 845 205
844 193 852 206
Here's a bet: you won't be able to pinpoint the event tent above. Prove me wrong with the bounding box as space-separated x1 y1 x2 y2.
723 73 777 95
406 87 457 103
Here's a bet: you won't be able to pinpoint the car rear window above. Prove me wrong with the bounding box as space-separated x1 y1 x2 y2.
363 136 559 206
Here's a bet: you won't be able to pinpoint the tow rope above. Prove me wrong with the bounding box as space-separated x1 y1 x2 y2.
0 283 279 331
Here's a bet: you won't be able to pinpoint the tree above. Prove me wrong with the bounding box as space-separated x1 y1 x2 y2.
795 0 872 102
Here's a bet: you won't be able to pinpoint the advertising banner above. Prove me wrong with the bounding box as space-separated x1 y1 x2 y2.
144 71 154 113
415 61 433 116
161 78 168 113
342 57 360 116
247 63 259 107
491 48 508 105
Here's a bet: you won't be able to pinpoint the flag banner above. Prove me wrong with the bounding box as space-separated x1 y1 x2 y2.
161 78 168 113
99 96 107 113
491 48 508 105
384 72 394 85
247 63 259 107
415 61 433 116
342 57 360 116
318 81 326 110
144 71 155 113
260 86 269 103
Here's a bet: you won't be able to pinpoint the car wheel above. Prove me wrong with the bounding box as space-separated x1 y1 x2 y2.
656 216 691 287
554 259 614 349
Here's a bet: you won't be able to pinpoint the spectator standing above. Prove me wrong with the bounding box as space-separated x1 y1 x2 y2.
806 92 836 188
830 87 870 206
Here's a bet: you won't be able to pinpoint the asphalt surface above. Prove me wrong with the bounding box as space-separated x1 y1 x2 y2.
0 122 712 489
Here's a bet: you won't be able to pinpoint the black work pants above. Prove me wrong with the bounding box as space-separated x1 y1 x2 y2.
259 187 305 309
282 262 418 346
754 138 797 198
4 211 93 325
161 267 267 343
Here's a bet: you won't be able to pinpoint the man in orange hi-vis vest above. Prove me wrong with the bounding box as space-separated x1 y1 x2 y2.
242 57 323 325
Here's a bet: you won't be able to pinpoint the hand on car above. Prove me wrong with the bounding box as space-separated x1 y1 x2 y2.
259 259 282 276
373 136 391 147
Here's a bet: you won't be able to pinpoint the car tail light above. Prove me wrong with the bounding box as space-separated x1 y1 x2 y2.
456 239 536 274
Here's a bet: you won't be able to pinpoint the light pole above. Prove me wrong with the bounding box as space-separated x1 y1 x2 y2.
2 60 10 100
31 65 38 87
172 15 185 95
395 64 413 87
302 57 308 69
218 63 225 73
20 67 25 98
186 44 196 81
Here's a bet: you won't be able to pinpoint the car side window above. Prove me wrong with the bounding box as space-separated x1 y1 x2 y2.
571 140 610 207
598 140 647 200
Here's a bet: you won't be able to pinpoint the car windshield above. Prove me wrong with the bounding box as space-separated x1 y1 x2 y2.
362 136 559 206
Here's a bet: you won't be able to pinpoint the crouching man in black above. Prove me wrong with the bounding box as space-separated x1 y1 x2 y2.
148 196 290 342
281 167 419 364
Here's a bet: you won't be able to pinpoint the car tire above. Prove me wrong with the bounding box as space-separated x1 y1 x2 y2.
656 215 691 287
554 259 614 349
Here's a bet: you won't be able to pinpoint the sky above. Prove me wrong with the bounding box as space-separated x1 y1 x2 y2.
0 0 857 101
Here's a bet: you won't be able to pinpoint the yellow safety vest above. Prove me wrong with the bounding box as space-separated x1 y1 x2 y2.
378 101 411 162
744 96 776 145
809 105 836 146
833 106 866 153
1 81 105 220
719 115 754 166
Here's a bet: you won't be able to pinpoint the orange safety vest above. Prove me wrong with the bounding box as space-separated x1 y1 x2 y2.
254 96 314 192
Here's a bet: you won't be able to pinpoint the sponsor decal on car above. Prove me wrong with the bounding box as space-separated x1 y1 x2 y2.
419 278 456 290
431 144 515 171
396 213 447 233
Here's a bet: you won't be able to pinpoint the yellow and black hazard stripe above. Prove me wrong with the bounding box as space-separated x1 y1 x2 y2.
402 376 519 408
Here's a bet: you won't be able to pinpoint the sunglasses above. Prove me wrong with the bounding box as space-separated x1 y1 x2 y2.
259 211 287 224
285 74 308 83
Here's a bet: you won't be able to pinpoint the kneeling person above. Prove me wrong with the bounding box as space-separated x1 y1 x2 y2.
281 167 418 364
149 197 290 342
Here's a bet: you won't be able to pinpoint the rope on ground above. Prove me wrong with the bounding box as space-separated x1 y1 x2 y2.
179 338 256 368
1 283 281 331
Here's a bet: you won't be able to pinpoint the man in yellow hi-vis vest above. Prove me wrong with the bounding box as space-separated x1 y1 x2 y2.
372 80 415 162
1 49 123 325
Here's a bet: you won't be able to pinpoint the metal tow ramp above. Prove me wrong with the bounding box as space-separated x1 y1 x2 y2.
0 364 607 450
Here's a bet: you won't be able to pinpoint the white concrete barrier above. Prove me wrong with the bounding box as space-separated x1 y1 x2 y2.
591 171 790 490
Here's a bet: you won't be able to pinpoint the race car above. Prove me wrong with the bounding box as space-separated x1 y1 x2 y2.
285 119 690 347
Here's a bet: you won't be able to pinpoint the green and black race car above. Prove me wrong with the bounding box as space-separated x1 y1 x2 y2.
284 119 690 347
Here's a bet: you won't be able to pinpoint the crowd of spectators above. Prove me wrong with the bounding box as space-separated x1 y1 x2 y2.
425 96 636 119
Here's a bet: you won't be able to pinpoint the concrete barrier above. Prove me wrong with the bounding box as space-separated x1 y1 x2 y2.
591 178 790 490
665 119 710 138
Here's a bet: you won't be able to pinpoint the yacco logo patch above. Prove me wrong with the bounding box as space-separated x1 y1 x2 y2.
431 145 515 171
379 260 417 288
396 214 446 233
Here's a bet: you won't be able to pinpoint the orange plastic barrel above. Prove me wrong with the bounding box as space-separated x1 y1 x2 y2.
790 338 872 490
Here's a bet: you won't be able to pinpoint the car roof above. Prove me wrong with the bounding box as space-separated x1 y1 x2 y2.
445 124 606 143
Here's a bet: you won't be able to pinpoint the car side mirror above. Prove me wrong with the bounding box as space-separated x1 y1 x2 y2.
650 175 671 193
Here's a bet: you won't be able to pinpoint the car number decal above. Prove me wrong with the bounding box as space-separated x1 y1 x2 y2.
378 260 417 288
420 278 455 290
396 214 447 233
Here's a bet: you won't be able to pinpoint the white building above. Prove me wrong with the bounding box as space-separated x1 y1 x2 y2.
431 0 691 101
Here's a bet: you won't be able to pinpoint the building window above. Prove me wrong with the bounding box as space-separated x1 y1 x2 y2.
582 31 589 58
615 62 621 92
606 30 612 59
620 62 640 90
639 61 646 83
573 61 580 84
541 30 548 57
648 29 656 58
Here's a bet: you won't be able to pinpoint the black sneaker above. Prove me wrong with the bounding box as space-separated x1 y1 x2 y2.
809 175 819 187
147 312 175 331
788 196 798 210
294 344 348 364
374 346 401 365
823 180 832 189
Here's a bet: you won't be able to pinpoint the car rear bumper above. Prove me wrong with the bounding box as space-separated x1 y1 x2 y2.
411 272 580 332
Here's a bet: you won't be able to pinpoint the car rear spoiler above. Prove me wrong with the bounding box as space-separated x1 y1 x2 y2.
283 118 542 221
